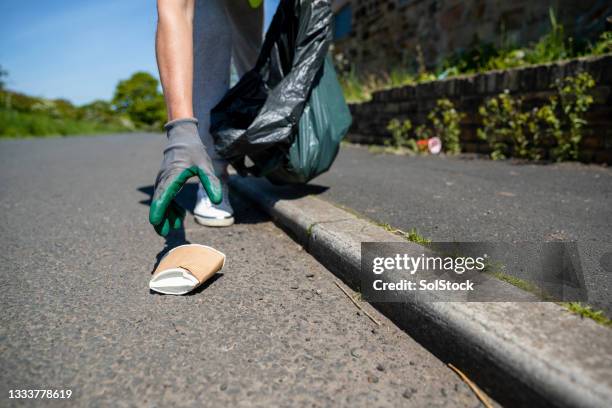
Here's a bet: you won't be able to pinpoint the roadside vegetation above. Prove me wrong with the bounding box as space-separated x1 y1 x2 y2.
380 72 595 161
0 68 166 138
378 98 464 156
337 8 606 163
562 302 612 327
377 222 432 245
338 10 611 103
478 73 595 161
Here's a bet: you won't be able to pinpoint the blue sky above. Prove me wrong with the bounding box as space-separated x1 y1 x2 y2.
0 0 279 105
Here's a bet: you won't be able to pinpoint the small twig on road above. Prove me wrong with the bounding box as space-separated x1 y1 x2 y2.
334 281 381 326
448 363 493 408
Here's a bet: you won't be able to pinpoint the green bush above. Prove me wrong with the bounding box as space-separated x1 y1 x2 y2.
0 69 165 137
427 99 464 154
0 108 128 138
549 72 595 160
478 72 595 161
589 31 612 55
477 91 540 160
112 72 166 129
385 99 464 155
79 99 128 126
386 118 415 150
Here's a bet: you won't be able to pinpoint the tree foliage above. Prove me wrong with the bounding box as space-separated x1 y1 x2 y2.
112 72 166 128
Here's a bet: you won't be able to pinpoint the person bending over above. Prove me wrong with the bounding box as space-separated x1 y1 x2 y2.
150 0 263 236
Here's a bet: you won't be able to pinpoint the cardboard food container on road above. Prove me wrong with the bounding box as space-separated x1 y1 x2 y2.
149 244 226 295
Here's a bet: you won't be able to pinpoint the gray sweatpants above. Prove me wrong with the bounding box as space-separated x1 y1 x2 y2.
193 0 263 172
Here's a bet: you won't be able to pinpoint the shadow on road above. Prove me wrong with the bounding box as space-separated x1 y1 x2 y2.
138 176 327 227
247 180 330 200
137 180 281 273
137 178 329 273
137 185 191 273
138 184 199 213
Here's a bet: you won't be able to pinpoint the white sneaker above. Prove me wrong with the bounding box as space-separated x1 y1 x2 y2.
194 180 234 227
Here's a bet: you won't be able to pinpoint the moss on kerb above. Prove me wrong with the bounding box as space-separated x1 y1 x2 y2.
561 302 612 327
306 223 316 238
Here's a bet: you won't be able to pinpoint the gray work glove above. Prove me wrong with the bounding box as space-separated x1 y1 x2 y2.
149 118 222 236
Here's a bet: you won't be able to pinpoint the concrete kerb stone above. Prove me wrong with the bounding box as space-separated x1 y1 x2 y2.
228 175 612 408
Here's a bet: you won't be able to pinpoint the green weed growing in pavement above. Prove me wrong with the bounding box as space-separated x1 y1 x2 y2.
487 268 612 328
377 222 395 233
562 302 612 327
488 270 543 296
306 223 315 238
378 222 432 244
406 228 432 244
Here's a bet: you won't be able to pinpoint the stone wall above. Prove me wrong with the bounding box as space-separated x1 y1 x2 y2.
347 55 612 163
332 0 612 72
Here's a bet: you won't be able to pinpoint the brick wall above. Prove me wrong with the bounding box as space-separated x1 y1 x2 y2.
347 55 612 163
333 0 612 71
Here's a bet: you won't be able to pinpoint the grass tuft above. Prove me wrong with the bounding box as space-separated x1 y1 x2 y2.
561 302 612 327
488 270 612 328
377 223 431 244
488 271 542 295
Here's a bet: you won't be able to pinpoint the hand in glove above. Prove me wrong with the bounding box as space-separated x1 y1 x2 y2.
149 118 222 236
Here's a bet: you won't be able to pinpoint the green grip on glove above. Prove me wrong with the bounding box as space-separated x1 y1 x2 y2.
149 166 221 232
149 118 222 237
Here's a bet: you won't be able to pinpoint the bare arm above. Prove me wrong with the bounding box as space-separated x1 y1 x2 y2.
150 0 223 237
155 0 195 121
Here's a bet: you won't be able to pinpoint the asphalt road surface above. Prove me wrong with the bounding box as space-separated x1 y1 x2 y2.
0 134 486 407
314 145 612 314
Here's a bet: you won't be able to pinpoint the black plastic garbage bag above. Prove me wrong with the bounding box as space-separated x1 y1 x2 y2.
210 0 352 184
